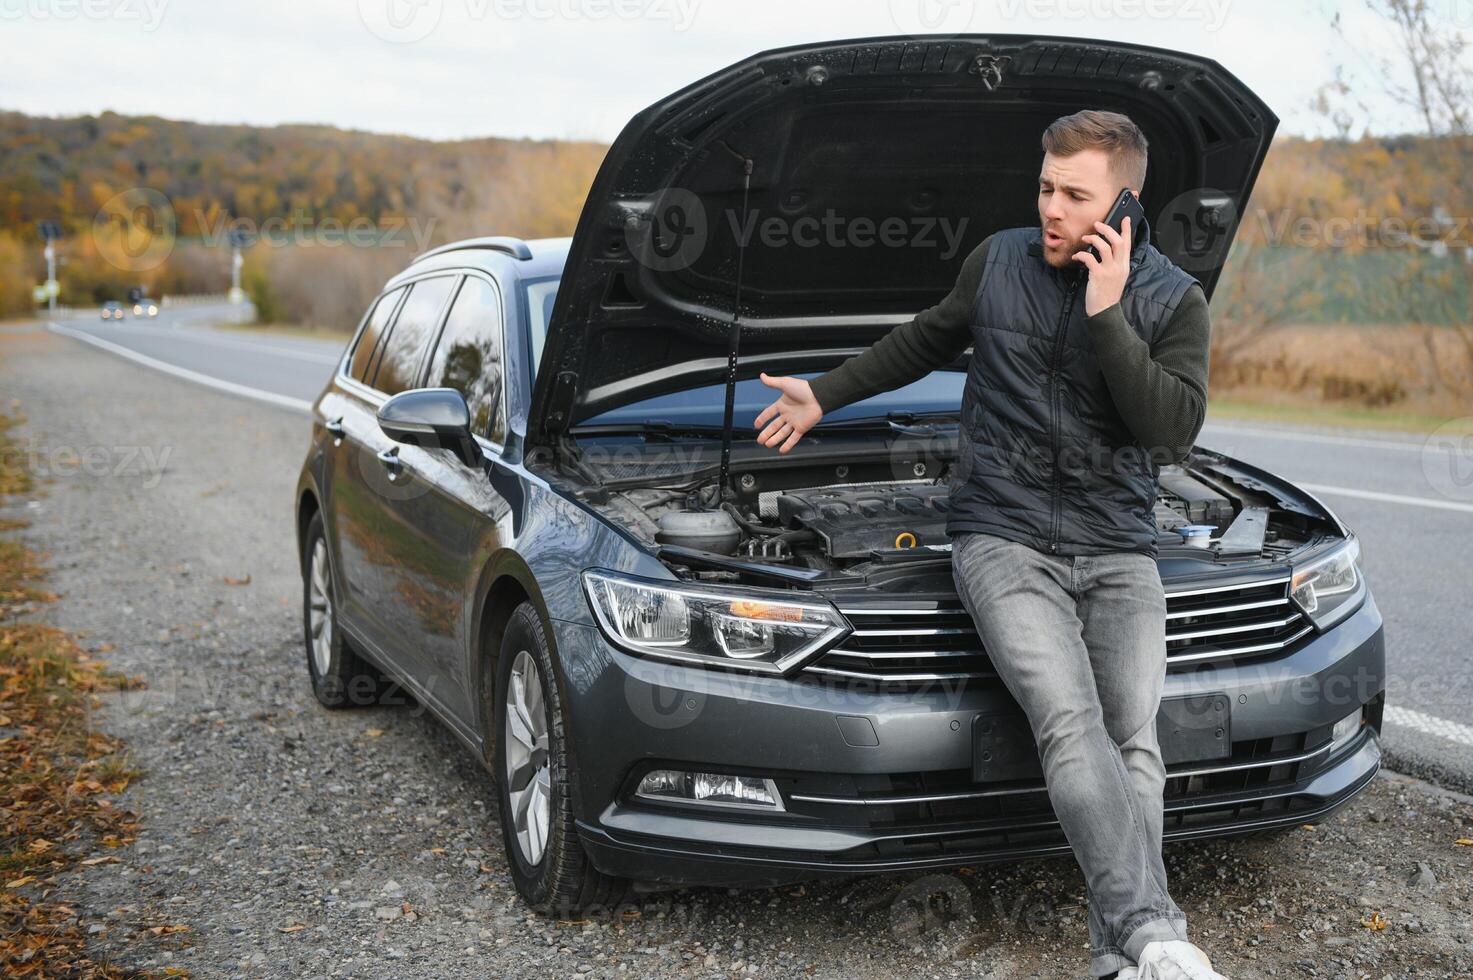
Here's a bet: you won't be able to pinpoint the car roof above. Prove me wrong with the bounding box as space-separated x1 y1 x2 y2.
390 235 571 285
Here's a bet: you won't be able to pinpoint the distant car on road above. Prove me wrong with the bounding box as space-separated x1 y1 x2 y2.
294 36 1385 917
132 300 159 318
100 301 125 321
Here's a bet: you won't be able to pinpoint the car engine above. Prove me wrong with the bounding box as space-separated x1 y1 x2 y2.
585 445 1324 578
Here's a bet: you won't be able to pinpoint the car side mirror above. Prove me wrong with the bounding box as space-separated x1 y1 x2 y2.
377 388 481 467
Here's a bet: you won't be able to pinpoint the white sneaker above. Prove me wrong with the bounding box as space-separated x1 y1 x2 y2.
1135 940 1227 980
1112 966 1141 979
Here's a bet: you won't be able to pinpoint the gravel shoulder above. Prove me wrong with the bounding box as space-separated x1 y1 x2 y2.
1 325 1470 979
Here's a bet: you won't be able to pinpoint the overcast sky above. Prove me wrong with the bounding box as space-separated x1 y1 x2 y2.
0 0 1443 142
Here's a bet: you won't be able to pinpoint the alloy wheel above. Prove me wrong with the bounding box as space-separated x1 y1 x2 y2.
503 649 551 865
308 538 333 676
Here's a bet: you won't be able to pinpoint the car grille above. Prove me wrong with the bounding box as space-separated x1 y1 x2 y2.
807 574 1313 684
770 716 1366 847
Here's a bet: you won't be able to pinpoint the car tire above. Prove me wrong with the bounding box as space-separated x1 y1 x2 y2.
301 511 385 709
492 602 628 916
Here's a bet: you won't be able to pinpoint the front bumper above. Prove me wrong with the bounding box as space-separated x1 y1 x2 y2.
559 588 1387 888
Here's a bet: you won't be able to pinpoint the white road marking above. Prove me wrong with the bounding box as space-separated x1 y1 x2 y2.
1294 482 1473 514
47 320 313 415
1385 705 1473 748
105 316 343 364
1201 422 1451 454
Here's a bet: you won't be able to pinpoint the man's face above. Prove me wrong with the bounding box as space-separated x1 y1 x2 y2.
1037 148 1130 269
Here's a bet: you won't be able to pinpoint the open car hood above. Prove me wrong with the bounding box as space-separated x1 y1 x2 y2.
527 33 1278 451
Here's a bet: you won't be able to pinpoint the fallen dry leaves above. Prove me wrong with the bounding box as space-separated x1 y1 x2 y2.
0 409 165 978
142 926 188 938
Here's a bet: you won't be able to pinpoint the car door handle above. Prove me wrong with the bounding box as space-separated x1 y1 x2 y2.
376 447 403 480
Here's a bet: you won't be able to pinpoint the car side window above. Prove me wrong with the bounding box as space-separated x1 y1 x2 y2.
370 276 458 396
348 285 405 383
426 276 505 443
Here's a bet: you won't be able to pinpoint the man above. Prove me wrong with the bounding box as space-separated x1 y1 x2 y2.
753 110 1225 980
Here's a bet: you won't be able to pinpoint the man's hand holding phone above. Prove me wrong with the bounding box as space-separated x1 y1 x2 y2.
1074 214 1134 317
1073 187 1143 317
754 373 824 454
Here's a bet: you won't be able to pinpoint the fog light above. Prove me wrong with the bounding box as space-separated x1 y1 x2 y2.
635 769 784 811
1329 707 1365 756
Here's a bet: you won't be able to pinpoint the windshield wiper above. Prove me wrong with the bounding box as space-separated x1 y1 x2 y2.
568 421 753 441
813 411 960 435
572 411 957 441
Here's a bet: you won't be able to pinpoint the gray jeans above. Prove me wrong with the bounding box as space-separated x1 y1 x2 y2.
951 531 1189 977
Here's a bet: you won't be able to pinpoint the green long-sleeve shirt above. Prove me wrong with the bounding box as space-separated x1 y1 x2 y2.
806 233 1211 464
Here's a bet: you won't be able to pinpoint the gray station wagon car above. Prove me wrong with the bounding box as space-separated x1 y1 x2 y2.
295 34 1386 916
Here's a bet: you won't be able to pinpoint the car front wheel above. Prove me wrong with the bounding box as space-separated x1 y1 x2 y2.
492 602 627 915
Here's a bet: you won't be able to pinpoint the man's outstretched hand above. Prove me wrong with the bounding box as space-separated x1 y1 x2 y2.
754 372 823 454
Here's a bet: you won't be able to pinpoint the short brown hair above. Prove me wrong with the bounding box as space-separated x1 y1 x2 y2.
1042 109 1148 191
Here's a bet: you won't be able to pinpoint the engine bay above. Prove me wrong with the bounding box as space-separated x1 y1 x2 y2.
571 445 1337 582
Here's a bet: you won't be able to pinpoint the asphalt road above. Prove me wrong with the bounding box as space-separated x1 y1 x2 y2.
45 303 1473 795
50 303 343 410
4 312 1471 978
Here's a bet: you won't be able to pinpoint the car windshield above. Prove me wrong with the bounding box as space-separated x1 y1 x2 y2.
523 277 965 428
524 277 559 377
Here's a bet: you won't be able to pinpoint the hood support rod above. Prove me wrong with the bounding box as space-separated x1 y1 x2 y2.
717 156 754 506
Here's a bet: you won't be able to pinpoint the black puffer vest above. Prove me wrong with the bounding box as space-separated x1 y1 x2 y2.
945 216 1199 557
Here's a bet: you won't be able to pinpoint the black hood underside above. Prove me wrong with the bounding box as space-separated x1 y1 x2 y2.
529 34 1278 450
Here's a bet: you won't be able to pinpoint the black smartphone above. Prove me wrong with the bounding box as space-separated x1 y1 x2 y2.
1085 187 1146 260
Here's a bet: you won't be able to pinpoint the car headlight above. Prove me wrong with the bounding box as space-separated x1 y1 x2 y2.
582 569 850 674
1290 535 1364 630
